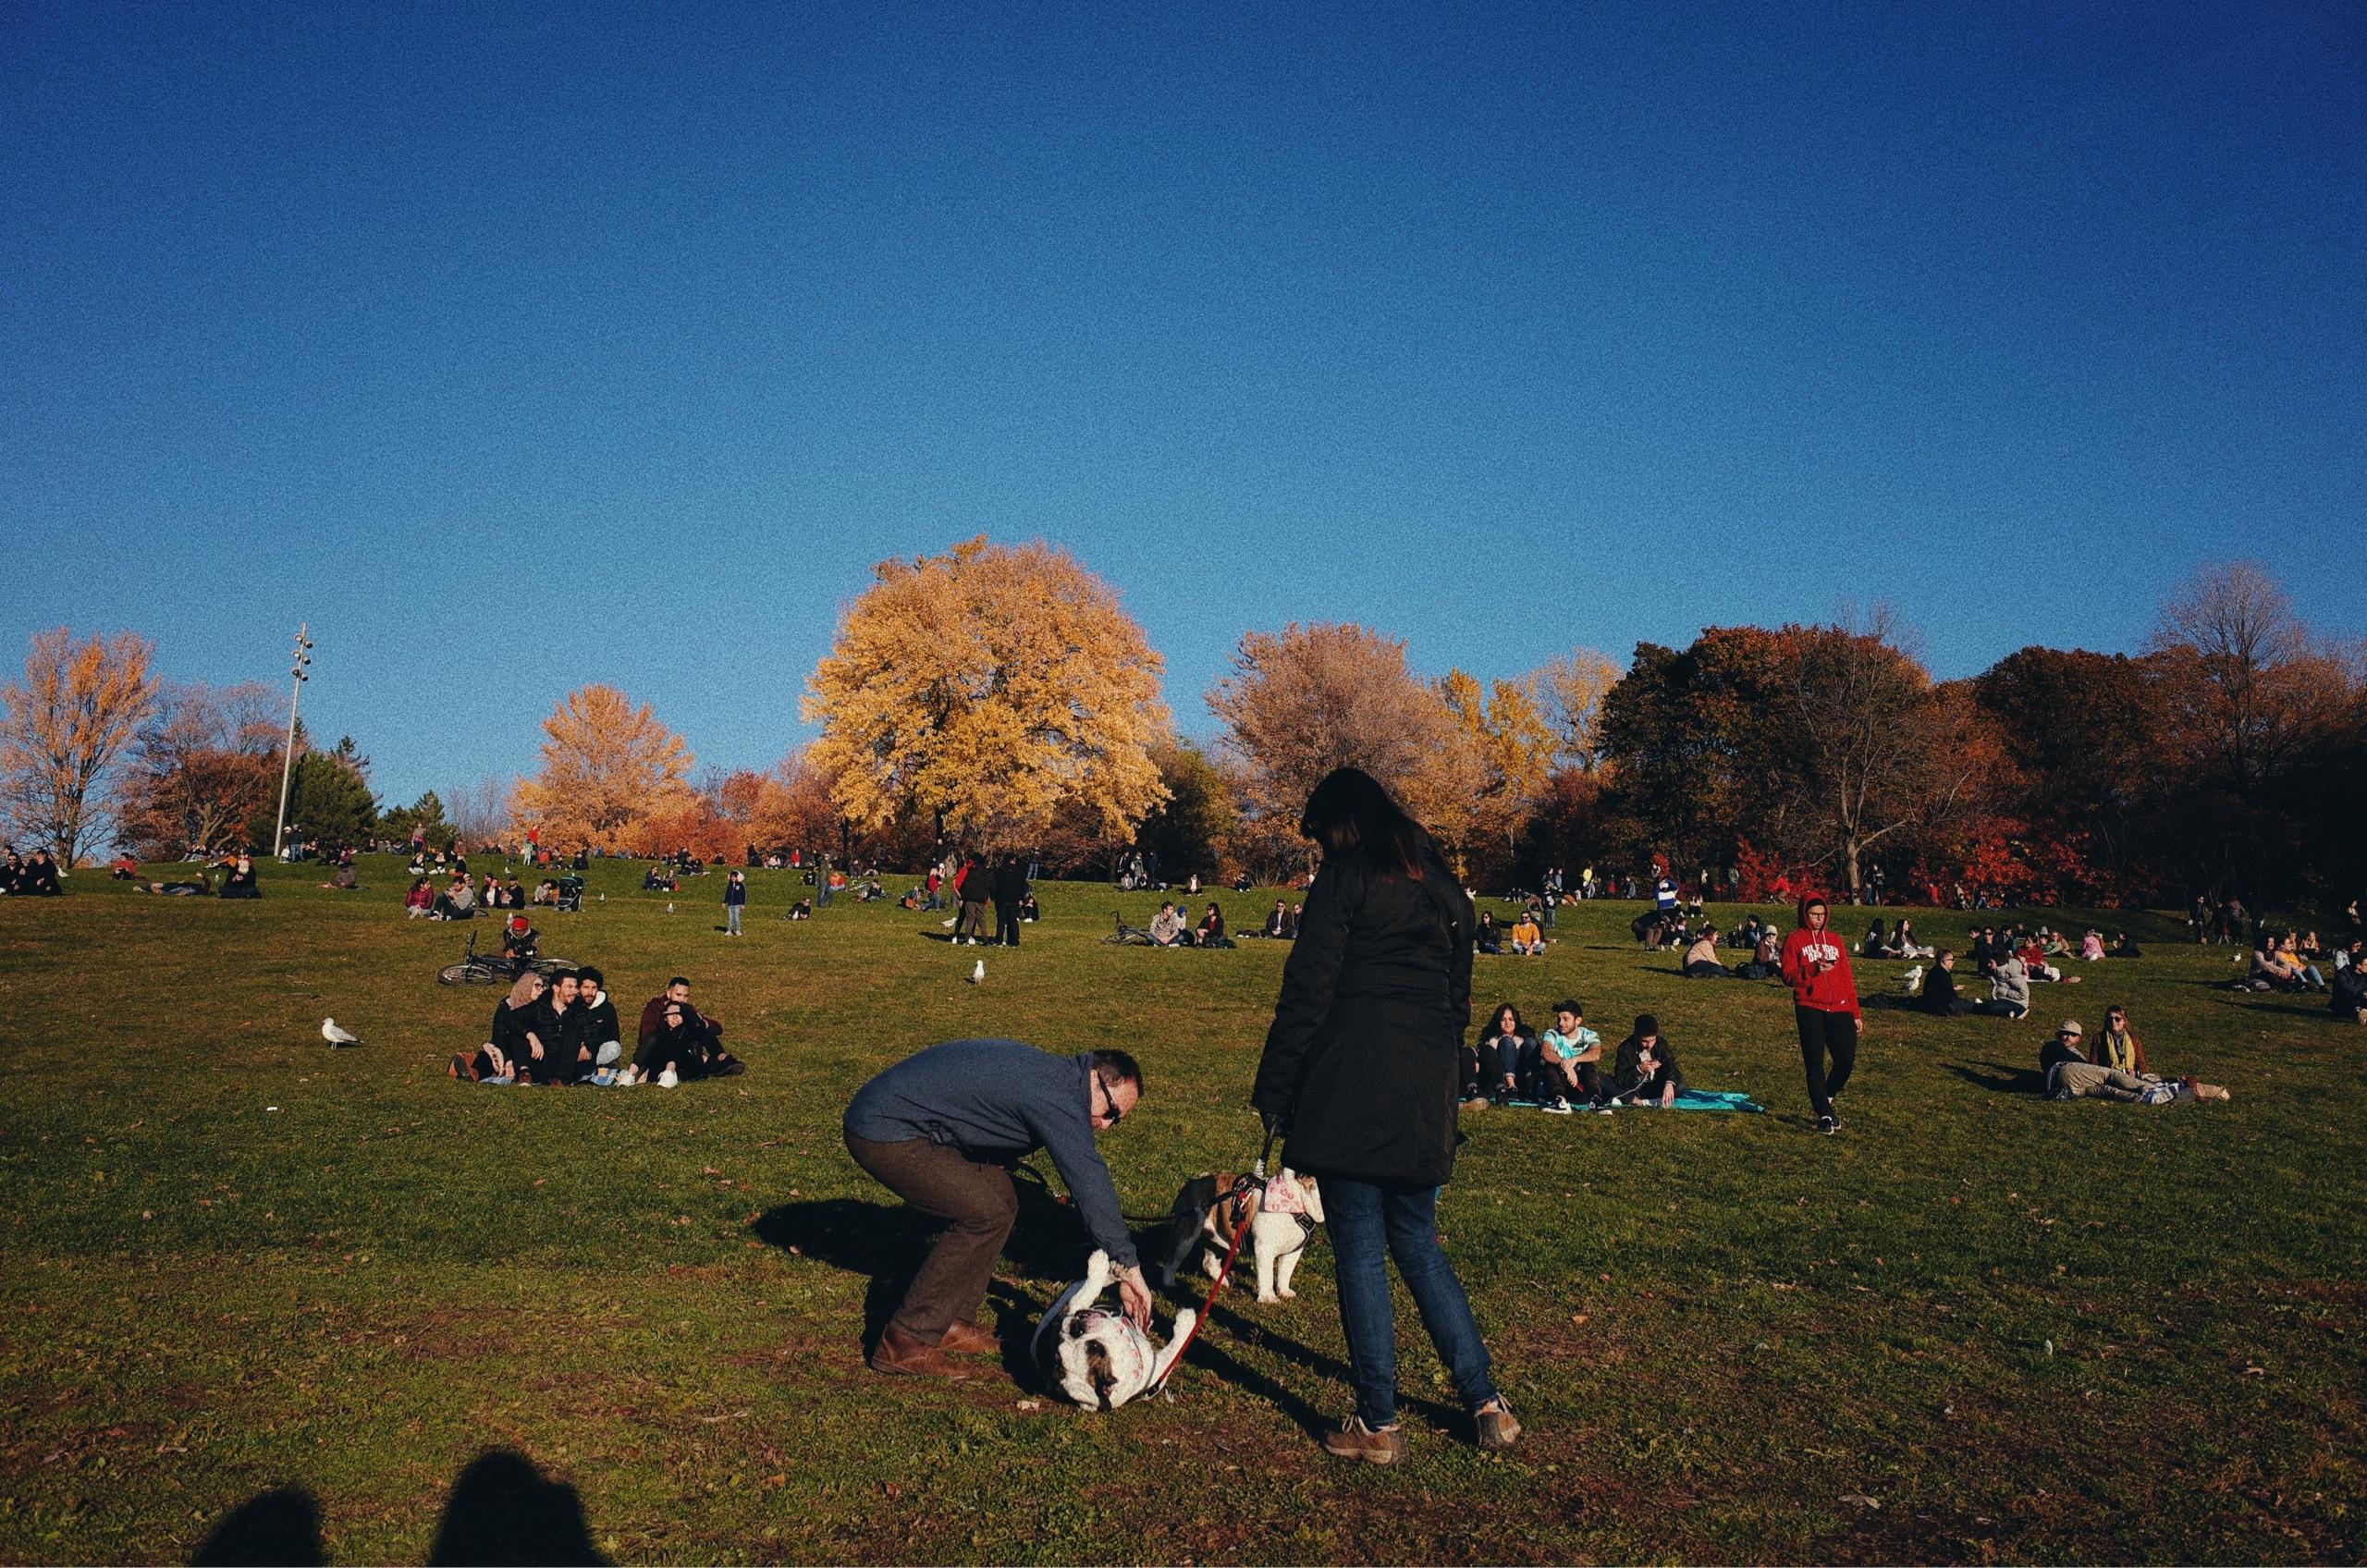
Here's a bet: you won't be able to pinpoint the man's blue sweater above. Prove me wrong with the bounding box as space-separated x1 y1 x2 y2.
843 1038 1136 1266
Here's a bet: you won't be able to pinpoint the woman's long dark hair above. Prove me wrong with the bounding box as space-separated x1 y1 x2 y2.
1299 767 1436 879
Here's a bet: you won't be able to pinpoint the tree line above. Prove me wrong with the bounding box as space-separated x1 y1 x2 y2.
5 546 2360 908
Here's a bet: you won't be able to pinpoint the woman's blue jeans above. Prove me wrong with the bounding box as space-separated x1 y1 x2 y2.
1322 1177 1498 1427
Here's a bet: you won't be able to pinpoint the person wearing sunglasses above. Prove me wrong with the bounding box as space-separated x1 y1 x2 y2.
843 1039 1148 1379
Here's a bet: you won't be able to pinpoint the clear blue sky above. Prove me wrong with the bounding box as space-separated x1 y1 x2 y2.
5 1 2360 807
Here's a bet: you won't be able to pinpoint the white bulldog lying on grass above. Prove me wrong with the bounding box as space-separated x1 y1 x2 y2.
1032 1251 1197 1411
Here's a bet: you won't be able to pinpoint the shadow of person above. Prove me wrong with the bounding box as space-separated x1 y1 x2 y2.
1179 1289 1461 1433
1945 1060 2044 1095
190 1485 324 1566
751 1183 1095 1354
426 1450 607 1567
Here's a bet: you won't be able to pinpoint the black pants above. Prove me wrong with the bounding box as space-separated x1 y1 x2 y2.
1795 1005 1858 1119
993 900 1020 947
1536 1058 1605 1105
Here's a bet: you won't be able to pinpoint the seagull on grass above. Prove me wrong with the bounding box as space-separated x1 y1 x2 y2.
321 1018 363 1047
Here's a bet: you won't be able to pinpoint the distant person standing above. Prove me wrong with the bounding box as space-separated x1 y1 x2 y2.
990 854 1028 948
1781 896 1862 1135
723 870 747 937
956 852 989 946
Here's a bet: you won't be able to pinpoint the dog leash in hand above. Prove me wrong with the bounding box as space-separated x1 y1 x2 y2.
1152 1127 1275 1397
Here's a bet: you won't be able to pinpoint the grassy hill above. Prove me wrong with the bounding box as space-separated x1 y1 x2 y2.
2 857 2361 1562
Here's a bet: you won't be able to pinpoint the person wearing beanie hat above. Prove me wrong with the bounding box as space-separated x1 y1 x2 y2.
1608 1014 1683 1108
1780 895 1861 1135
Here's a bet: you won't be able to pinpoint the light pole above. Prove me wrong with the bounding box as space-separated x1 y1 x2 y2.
271 624 313 858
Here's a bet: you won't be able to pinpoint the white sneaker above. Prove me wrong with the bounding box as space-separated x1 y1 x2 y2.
1541 1099 1574 1116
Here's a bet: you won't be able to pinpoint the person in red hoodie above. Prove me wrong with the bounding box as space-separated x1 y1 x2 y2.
1780 895 1862 1135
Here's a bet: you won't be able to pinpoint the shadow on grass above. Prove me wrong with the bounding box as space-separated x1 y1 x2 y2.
191 1451 605 1567
1164 1289 1463 1438
1946 1060 2044 1096
191 1485 323 1565
427 1450 607 1565
750 1188 1093 1354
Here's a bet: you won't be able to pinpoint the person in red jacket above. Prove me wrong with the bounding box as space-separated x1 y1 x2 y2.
1780 895 1862 1135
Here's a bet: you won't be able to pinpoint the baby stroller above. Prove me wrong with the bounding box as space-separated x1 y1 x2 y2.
555 875 585 913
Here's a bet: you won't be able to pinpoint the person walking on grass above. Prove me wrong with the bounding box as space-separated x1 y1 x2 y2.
723 869 747 937
1251 766 1518 1464
1781 895 1862 1135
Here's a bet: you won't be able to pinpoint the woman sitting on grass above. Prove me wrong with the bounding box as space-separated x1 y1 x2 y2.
1474 912 1503 956
404 876 434 918
1463 1003 1534 1108
449 970 549 1084
1891 919 1933 960
1682 928 1731 978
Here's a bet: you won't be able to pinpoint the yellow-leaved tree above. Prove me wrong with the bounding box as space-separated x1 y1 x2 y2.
509 684 694 852
803 537 1171 852
1430 668 1558 866
1 628 161 866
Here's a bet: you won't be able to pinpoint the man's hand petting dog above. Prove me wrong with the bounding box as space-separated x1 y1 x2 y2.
1115 1263 1152 1328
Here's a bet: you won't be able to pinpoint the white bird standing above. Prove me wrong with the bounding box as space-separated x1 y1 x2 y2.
321 1018 363 1047
970 959 986 984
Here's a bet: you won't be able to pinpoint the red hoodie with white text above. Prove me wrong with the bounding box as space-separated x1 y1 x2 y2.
1780 921 1861 1017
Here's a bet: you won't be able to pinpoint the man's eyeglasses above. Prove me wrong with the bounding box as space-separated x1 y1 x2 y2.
1093 1073 1128 1125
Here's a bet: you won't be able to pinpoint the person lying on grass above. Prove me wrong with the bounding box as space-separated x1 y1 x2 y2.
2040 1018 2227 1105
1608 1016 1683 1108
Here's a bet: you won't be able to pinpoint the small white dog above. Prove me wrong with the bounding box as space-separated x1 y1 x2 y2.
1032 1250 1197 1411
1159 1170 1325 1304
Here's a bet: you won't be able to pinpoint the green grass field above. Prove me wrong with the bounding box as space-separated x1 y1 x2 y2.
2 858 2361 1564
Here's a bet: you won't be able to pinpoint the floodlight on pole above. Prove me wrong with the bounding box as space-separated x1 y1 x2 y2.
271 624 313 858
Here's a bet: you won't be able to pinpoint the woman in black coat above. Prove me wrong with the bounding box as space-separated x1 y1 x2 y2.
1250 767 1516 1463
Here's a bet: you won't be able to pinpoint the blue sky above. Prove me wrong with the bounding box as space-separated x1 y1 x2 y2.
5 1 2361 806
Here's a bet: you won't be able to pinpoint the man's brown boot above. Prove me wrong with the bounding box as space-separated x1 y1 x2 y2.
938 1319 999 1355
869 1324 968 1378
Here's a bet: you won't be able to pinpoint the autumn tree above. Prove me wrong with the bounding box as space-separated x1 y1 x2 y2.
1208 622 1457 855
1595 628 1797 875
117 680 282 861
803 537 1171 853
0 628 162 865
1430 669 1558 878
1531 647 1622 770
745 749 845 858
509 685 694 852
1780 621 1984 900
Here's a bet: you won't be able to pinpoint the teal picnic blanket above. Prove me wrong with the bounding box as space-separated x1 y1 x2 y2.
1507 1089 1765 1114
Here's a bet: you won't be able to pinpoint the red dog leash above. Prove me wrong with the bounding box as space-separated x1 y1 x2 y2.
1152 1133 1274 1396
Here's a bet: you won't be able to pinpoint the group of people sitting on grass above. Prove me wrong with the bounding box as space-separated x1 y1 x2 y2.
1457 1000 1685 1113
2240 929 2342 994
409 873 479 920
450 969 744 1087
1473 910 1548 956
2039 1009 2228 1105
4 848 67 895
1144 900 1233 948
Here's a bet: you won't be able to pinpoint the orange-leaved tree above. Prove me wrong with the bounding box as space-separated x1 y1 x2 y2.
803 537 1171 853
509 684 694 852
1208 622 1456 860
0 628 162 866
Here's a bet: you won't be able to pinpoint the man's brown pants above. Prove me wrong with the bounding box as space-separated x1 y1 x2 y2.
844 1131 1017 1340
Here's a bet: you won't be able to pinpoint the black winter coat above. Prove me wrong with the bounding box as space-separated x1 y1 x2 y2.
1251 846 1473 1186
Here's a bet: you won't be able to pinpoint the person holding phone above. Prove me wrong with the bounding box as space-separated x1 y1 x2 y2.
1781 896 1862 1135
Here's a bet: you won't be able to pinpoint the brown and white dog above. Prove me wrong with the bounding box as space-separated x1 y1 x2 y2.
1158 1170 1325 1303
